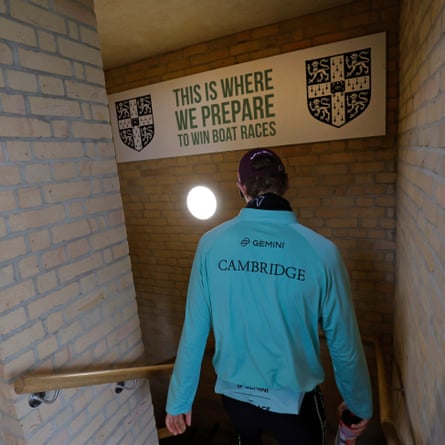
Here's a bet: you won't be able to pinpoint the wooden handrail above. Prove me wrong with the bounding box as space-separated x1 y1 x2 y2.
14 363 174 395
363 336 402 445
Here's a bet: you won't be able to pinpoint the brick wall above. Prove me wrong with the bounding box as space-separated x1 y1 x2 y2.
0 1 157 444
105 0 399 425
396 0 445 443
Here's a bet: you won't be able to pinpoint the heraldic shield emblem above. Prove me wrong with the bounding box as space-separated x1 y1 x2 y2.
115 95 154 152
306 48 371 128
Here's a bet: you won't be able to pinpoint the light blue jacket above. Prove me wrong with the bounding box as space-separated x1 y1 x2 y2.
167 208 372 419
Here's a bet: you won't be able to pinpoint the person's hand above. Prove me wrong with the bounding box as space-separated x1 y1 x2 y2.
165 411 192 435
337 402 369 437
348 417 369 437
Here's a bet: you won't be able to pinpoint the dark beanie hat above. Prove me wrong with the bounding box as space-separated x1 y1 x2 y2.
238 148 285 184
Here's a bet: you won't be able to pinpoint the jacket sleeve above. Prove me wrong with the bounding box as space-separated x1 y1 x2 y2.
166 242 212 415
319 246 373 420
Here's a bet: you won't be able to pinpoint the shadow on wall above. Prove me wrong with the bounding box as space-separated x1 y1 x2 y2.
428 373 445 443
391 360 413 444
392 354 444 444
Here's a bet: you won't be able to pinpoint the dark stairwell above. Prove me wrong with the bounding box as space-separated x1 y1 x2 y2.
151 342 388 445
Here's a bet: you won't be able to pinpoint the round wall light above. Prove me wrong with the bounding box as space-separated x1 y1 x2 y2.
186 186 217 220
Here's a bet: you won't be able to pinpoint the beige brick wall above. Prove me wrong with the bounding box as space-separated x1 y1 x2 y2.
396 0 445 443
105 0 400 427
0 1 157 444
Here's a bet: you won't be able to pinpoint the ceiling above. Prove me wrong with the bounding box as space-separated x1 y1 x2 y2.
94 0 350 70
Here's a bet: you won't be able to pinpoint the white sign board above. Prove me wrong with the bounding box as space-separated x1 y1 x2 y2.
108 33 386 163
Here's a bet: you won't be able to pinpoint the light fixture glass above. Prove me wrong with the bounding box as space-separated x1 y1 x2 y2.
186 186 217 220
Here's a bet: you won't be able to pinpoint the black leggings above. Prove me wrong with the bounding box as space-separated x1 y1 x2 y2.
222 387 326 445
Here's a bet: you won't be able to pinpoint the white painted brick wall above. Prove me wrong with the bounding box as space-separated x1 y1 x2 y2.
0 1 158 444
396 0 445 443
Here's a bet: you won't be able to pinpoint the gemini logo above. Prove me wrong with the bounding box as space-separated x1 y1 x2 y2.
241 237 250 247
240 237 285 249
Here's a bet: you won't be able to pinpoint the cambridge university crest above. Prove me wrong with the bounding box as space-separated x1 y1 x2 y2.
306 48 371 128
115 95 155 152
